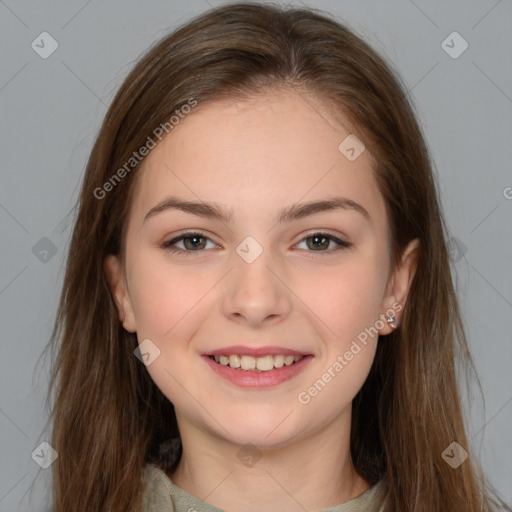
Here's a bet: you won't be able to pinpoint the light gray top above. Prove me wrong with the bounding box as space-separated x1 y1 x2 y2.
140 463 387 512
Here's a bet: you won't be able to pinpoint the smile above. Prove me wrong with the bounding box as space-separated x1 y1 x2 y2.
203 352 313 388
209 354 304 372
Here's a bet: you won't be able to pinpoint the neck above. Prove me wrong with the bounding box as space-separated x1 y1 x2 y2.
169 413 369 512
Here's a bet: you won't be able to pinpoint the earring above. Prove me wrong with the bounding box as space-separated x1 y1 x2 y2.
385 313 397 329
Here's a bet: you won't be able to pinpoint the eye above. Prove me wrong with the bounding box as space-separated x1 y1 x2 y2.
161 230 351 255
161 231 219 254
295 232 351 253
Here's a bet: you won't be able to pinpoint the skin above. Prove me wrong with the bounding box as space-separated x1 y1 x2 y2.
105 88 419 512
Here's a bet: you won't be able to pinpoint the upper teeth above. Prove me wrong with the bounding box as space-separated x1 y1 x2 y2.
213 354 304 371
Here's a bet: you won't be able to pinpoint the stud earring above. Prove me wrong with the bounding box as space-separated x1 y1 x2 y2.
385 313 397 329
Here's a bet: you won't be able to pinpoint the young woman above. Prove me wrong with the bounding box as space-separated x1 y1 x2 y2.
43 3 510 511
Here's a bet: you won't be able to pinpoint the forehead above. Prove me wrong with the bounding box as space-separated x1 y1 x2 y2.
128 89 385 226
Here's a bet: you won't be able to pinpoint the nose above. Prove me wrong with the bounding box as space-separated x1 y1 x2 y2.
222 249 293 328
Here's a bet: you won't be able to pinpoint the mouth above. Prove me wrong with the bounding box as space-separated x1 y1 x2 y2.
208 353 305 372
202 348 313 388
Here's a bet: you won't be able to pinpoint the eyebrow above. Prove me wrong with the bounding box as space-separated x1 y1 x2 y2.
143 196 370 225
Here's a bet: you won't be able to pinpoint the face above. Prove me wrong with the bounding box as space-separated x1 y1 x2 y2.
105 89 418 449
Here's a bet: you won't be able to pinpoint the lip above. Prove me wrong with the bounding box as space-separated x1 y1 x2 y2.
204 345 311 357
202 354 314 388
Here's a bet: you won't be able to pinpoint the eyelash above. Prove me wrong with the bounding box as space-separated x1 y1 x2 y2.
161 230 351 255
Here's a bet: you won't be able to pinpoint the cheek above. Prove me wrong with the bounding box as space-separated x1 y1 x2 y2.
127 253 209 406
294 261 383 416
296 262 383 408
296 256 386 348
128 251 212 339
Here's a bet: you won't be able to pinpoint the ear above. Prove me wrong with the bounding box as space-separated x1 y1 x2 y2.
378 238 420 335
103 254 137 333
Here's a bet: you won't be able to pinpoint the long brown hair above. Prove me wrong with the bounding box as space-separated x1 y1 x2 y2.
41 2 509 511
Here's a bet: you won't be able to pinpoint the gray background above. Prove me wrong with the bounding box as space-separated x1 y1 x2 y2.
1 0 511 510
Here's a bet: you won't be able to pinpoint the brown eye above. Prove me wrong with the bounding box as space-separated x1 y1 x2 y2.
306 234 330 251
182 235 207 250
162 232 217 253
297 232 350 252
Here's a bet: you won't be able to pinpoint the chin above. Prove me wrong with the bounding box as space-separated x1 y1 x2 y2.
210 410 305 450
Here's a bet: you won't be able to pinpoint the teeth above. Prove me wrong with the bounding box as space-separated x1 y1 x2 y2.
229 354 241 368
284 355 294 366
211 354 305 371
273 355 285 368
240 355 256 370
256 355 274 371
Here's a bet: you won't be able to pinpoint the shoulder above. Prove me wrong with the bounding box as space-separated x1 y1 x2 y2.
138 463 388 512
359 479 387 512
139 463 226 512
369 479 388 512
139 463 176 512
324 479 388 512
